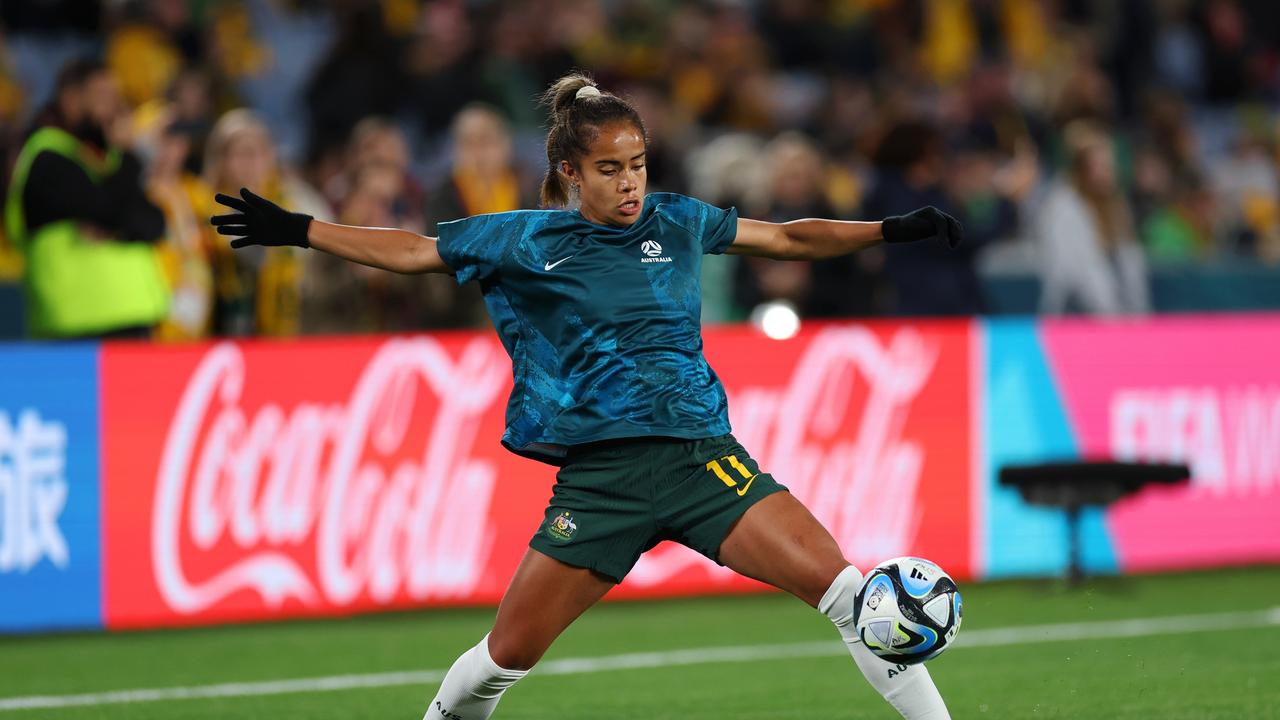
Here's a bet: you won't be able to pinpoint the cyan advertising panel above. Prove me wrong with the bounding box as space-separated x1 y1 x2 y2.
982 319 1118 578
0 344 102 632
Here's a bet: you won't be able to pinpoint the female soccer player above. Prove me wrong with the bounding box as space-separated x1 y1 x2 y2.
212 75 960 719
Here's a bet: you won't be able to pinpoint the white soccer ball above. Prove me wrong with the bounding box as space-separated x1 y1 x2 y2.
854 556 963 665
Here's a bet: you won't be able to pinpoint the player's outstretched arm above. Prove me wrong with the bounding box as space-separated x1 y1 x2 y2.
728 206 962 261
210 188 451 274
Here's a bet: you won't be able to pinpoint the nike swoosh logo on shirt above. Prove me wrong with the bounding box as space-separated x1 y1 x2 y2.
544 256 574 271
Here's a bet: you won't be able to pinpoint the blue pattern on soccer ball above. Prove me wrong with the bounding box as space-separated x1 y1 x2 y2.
903 622 939 656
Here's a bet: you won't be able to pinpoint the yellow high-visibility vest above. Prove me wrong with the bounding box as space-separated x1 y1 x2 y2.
5 127 168 337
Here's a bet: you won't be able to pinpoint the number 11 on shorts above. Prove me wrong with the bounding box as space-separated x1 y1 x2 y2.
706 455 757 496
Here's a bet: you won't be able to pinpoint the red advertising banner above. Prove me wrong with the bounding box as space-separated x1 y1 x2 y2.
101 322 972 629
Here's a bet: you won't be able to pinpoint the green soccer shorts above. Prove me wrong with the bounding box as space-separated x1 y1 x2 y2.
528 434 788 582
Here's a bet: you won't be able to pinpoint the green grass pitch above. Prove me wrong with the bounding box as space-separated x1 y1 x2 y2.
2 566 1278 719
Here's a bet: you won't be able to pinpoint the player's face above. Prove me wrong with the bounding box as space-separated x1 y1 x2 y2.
563 121 647 227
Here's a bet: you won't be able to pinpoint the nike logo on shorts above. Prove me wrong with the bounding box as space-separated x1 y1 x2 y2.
544 256 574 271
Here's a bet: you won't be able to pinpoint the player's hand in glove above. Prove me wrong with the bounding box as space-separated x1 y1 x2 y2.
210 187 313 249
882 206 963 249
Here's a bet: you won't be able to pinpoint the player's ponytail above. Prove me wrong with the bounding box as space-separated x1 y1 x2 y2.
539 73 647 208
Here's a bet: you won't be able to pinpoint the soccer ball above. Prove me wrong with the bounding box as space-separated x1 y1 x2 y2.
853 557 962 665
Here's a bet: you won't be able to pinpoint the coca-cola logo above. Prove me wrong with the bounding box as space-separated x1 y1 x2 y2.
628 326 938 587
153 338 509 614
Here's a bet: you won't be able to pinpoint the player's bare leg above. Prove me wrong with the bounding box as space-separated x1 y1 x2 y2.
718 492 950 719
488 549 616 669
717 492 848 607
425 549 614 720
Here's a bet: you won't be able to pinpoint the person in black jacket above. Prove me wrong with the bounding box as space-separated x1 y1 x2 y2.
863 120 988 317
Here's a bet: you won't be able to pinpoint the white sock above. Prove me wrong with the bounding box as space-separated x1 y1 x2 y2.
423 635 528 720
819 565 951 719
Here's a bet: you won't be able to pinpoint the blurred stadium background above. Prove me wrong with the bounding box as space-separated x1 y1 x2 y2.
1 0 1279 718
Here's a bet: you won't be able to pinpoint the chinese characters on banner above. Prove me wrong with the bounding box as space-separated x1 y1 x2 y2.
0 346 101 632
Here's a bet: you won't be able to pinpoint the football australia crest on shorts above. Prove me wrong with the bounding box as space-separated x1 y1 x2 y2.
547 510 578 541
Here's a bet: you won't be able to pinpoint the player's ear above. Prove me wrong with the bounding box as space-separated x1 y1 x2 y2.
559 159 579 185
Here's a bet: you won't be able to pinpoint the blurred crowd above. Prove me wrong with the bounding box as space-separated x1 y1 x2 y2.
2 0 1280 338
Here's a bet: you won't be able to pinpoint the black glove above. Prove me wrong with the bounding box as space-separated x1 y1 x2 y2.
882 206 963 249
210 187 312 249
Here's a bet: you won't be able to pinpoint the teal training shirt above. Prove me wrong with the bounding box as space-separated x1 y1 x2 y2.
437 192 739 464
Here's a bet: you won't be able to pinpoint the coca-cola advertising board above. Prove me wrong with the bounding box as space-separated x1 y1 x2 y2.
100 322 973 629
9 314 1275 634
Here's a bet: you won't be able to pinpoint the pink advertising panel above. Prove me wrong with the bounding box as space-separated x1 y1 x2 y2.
1042 315 1280 571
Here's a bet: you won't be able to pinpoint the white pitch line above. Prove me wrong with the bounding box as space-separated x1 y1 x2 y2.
953 606 1280 648
0 671 447 713
1 606 1277 713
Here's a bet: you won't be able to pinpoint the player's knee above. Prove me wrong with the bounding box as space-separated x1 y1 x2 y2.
485 633 544 672
796 559 858 609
